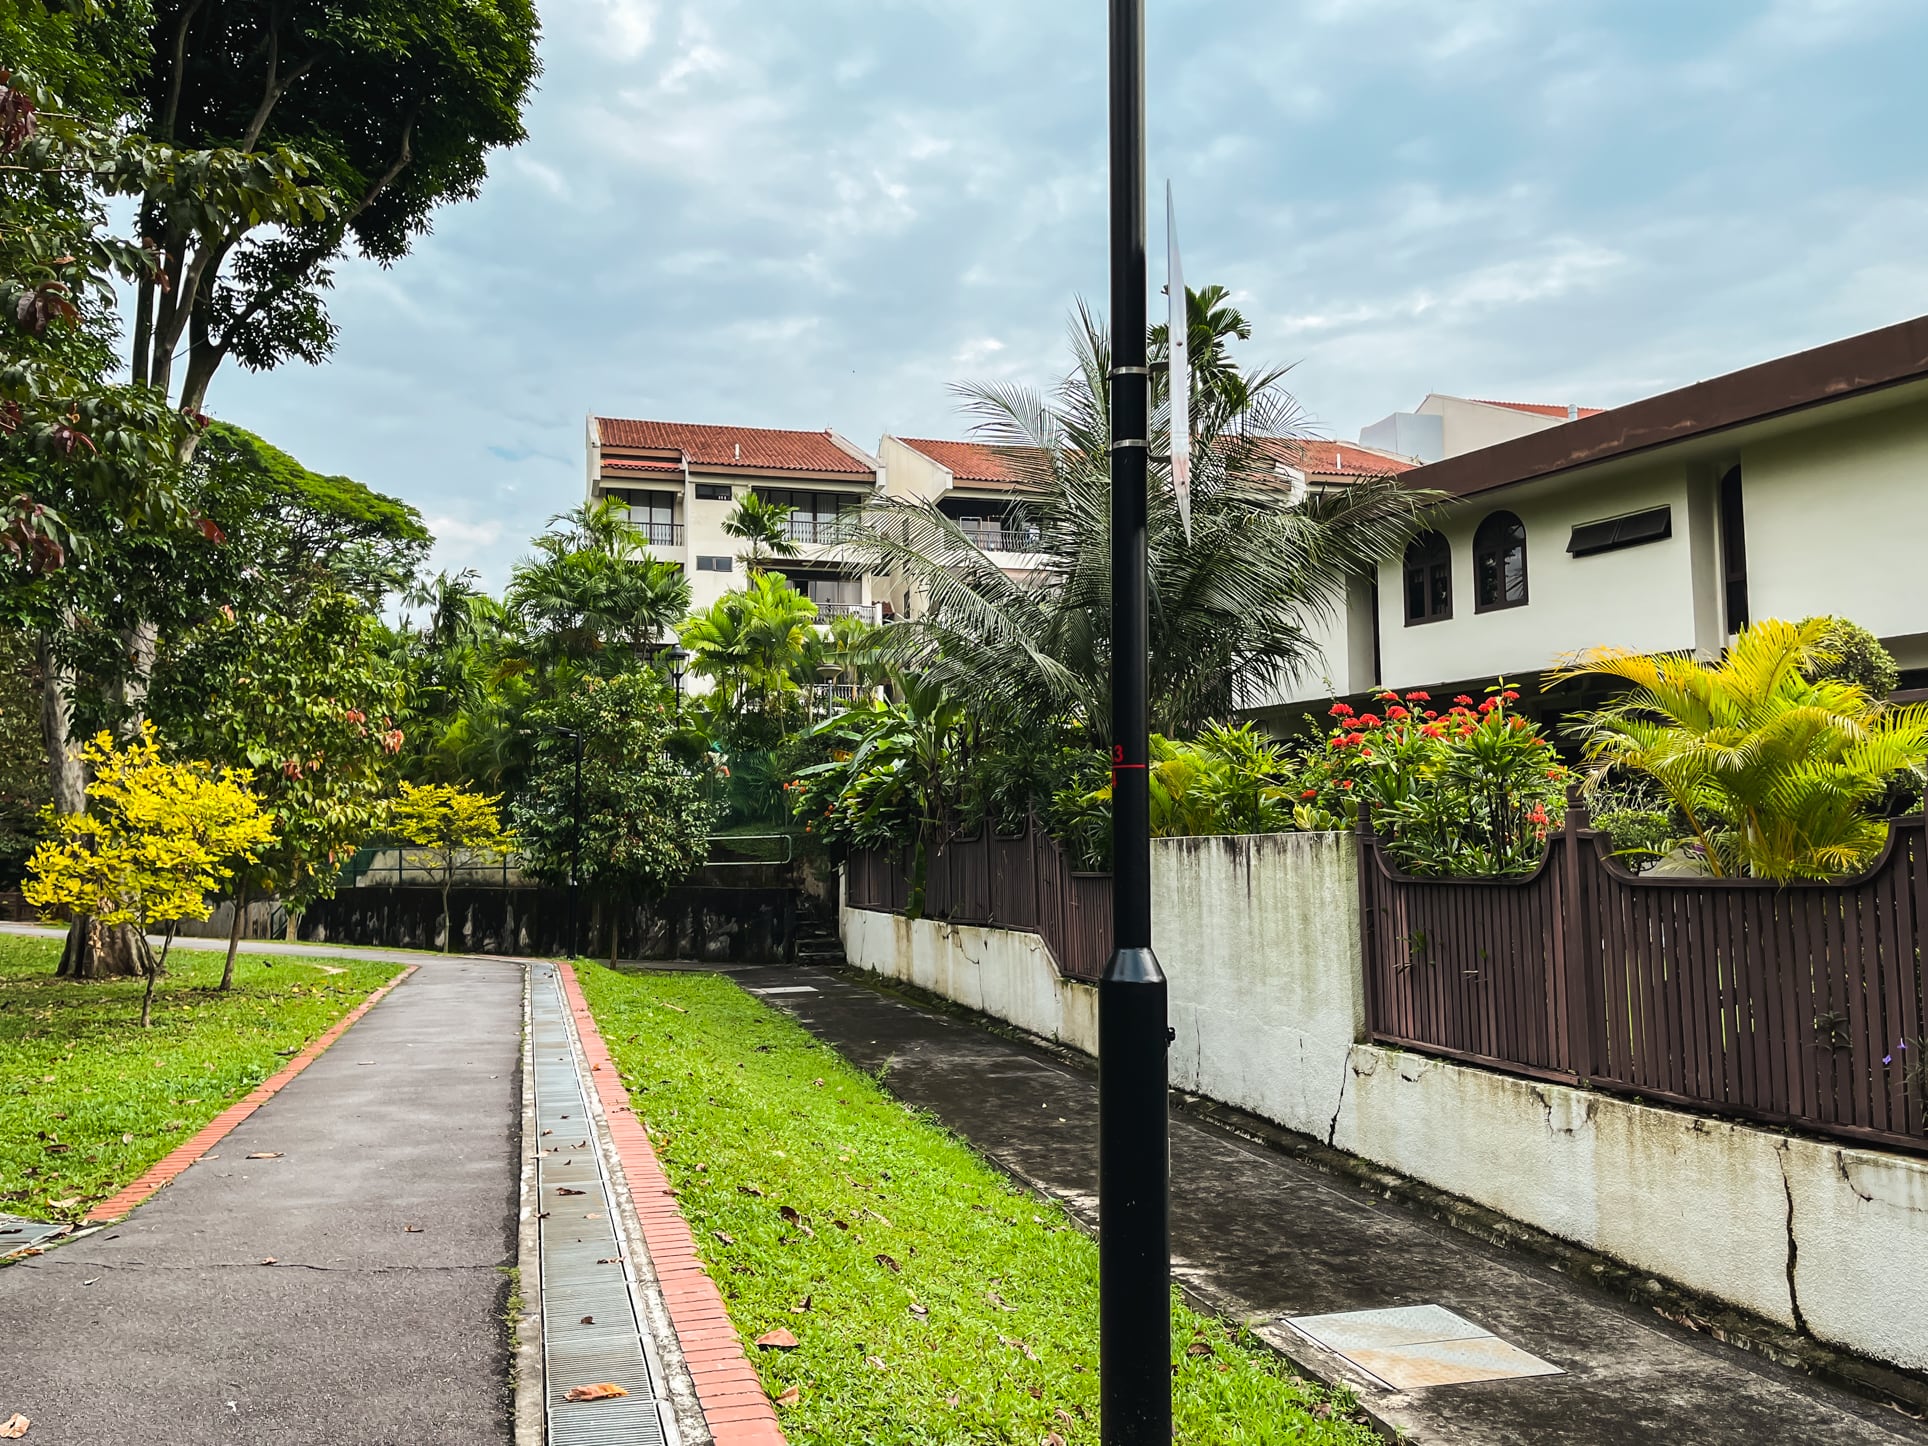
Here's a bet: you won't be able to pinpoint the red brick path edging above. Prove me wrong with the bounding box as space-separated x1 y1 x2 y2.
84 964 420 1224
558 961 789 1446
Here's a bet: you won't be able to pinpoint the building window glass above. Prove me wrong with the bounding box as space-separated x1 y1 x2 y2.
695 555 733 573
695 482 733 501
1403 531 1452 625
1473 511 1528 612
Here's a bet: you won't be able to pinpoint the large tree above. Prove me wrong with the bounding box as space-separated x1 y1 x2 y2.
506 500 692 672
129 0 540 423
511 671 720 964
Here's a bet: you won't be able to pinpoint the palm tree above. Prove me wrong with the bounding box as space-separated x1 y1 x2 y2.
1556 617 1928 880
506 499 690 667
722 492 802 574
678 571 819 731
832 299 1433 739
1151 282 1253 412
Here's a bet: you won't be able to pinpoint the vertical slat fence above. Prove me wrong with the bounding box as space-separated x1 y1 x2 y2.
1359 805 1928 1155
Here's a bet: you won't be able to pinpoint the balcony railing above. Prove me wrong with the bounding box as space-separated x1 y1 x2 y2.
622 517 685 547
782 516 850 545
958 525 1043 554
815 601 882 624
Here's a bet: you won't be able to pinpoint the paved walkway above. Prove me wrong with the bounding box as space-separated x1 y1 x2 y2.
715 962 1922 1446
0 955 524 1444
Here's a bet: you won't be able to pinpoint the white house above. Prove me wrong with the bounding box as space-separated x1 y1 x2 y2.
585 416 889 620
1254 313 1928 729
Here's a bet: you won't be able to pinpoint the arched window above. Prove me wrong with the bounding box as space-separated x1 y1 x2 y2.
1403 531 1452 625
1474 511 1528 612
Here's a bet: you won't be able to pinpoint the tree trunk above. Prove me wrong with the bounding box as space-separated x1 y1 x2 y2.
221 880 248 990
441 876 453 954
609 901 620 969
140 926 174 1028
37 628 83 816
117 620 159 734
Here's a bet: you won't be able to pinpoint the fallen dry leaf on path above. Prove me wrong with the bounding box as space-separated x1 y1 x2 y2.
713 1230 735 1245
660 1002 687 1013
775 1386 801 1407
403 1226 423 1234
579 1316 595 1325
0 1411 27 1437
790 1294 812 1313
245 1153 282 1160
1186 1341 1212 1357
556 1187 585 1196
867 1355 887 1371
874 1253 901 1273
754 1328 799 1350
258 1257 277 1266
563 1383 628 1402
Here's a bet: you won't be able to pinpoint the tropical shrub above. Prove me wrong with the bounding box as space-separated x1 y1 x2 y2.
1558 617 1928 881
1039 724 1300 871
1300 685 1569 877
388 781 514 953
24 726 276 1024
1804 615 1899 700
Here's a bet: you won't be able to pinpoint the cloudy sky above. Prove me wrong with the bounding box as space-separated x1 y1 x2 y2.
207 0 1928 591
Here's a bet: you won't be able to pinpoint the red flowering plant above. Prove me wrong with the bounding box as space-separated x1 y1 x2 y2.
1297 682 1569 876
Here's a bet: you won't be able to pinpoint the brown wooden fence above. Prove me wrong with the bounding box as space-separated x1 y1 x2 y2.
845 824 1113 981
1359 804 1928 1154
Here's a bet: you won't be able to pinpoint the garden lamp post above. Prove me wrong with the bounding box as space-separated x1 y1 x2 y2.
667 646 690 716
1100 0 1171 1442
550 726 584 960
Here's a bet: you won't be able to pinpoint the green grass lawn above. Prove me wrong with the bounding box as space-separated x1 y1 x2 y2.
578 965 1377 1446
0 934 400 1222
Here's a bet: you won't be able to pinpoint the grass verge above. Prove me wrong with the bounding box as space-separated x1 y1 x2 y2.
0 934 400 1222
577 964 1377 1446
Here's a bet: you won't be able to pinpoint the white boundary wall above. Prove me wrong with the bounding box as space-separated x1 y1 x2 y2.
840 832 1928 1374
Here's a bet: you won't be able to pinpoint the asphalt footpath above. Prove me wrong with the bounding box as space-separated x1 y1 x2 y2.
0 955 523 1445
711 962 1923 1446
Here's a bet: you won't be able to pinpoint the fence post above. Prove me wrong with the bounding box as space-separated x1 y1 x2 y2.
1558 782 1595 1080
1354 804 1378 1042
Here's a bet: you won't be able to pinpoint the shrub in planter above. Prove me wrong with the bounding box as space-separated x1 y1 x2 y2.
1299 685 1569 876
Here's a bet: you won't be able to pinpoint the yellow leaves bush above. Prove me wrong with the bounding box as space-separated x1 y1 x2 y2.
23 725 277 934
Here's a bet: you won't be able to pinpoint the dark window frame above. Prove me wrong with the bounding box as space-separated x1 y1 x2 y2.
1566 505 1673 558
1402 530 1453 626
1718 467 1749 633
1473 510 1529 613
694 482 733 501
694 554 733 573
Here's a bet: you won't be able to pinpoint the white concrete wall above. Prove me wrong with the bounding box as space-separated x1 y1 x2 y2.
1741 398 1928 640
1418 394 1568 458
1373 463 1705 690
841 834 1928 1373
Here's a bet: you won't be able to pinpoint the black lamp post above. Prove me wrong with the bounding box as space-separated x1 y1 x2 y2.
666 646 690 716
548 726 584 960
1101 1 1171 1442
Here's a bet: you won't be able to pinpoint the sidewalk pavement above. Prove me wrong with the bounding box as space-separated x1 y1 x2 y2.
715 962 1923 1446
0 954 523 1445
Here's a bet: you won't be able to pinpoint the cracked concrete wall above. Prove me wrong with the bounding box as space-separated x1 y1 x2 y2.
1150 833 1362 1142
839 852 1928 1373
1335 1047 1928 1371
839 894 1098 1052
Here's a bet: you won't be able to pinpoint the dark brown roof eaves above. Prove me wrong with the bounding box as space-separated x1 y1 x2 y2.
1406 313 1928 499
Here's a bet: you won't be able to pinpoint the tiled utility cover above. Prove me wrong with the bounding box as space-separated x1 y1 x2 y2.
1286 1304 1562 1390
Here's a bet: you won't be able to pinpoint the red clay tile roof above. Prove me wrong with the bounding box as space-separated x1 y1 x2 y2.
596 418 874 474
601 457 684 476
1253 437 1420 478
896 437 1042 485
1467 399 1605 420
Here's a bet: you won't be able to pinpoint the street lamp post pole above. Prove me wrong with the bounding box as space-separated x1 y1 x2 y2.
1101 0 1171 1442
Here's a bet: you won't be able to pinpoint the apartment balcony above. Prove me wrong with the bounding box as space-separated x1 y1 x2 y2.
782 516 850 546
629 520 685 548
815 601 883 625
959 525 1043 554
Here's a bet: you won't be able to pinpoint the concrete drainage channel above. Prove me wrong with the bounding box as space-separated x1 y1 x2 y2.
524 962 686 1446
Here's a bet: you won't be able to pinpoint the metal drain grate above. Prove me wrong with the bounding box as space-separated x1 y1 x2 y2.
530 964 674 1446
0 1214 70 1256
